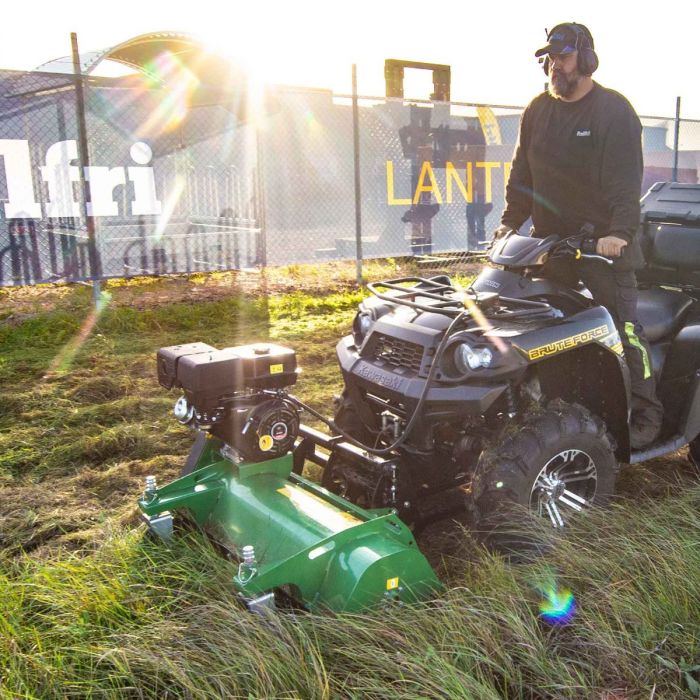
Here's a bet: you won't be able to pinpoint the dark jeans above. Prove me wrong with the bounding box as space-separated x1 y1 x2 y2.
466 201 493 250
544 258 664 444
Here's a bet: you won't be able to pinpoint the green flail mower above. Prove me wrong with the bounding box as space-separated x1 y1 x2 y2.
139 342 441 613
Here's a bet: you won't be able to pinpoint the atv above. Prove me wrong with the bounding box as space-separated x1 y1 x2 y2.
313 181 700 537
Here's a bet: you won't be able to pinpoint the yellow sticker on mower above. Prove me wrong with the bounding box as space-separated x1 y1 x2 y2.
277 485 363 533
259 435 274 452
386 577 400 591
270 363 284 374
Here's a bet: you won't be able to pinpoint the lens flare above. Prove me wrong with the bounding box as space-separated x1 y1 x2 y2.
139 51 200 135
538 585 576 625
453 280 508 354
154 174 186 241
45 290 112 376
304 109 319 129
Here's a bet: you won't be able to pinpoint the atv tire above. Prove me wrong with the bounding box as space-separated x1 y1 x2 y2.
331 391 373 446
472 400 618 554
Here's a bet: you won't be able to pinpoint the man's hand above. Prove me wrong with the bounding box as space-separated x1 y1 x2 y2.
596 235 628 258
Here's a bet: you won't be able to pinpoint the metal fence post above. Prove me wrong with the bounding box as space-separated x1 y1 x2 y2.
255 126 268 268
352 64 363 285
672 96 681 182
70 32 101 306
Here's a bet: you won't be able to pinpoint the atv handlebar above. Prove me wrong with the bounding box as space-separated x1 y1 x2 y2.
488 231 614 265
559 237 614 265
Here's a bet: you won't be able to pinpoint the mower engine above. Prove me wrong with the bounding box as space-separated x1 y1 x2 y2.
157 342 299 462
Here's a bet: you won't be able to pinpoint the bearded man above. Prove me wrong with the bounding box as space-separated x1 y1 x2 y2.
495 22 663 449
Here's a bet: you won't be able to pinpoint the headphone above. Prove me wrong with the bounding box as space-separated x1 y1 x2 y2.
541 23 599 76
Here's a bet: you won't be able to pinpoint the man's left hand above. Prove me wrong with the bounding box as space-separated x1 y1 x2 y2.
596 235 628 258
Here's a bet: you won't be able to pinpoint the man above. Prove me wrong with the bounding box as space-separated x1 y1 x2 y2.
495 22 663 449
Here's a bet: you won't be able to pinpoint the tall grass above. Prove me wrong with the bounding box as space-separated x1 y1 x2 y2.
1 273 698 698
2 491 698 698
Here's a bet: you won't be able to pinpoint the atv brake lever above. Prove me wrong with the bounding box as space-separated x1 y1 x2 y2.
576 237 613 264
564 240 613 265
578 252 614 265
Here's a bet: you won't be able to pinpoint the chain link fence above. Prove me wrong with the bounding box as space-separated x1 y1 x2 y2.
352 98 522 261
1 66 700 287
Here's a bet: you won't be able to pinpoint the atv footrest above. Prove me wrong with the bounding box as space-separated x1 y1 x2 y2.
629 435 686 464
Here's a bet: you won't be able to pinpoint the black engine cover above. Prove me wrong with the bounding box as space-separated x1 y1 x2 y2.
210 397 300 462
157 342 297 414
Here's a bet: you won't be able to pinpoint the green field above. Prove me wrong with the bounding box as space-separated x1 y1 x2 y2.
1 267 699 699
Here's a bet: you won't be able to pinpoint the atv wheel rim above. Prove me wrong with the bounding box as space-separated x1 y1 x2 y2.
530 449 597 528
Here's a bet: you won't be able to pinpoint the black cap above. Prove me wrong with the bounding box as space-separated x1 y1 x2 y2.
535 23 594 57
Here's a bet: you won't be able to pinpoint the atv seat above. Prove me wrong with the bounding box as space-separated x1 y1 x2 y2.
637 287 693 342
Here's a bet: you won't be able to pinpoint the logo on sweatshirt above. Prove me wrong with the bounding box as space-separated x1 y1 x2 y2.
576 130 591 137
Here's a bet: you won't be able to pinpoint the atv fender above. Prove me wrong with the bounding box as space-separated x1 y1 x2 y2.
533 343 631 461
681 371 700 444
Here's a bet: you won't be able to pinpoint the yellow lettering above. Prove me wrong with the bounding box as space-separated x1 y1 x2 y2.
386 160 411 206
413 161 443 204
527 325 610 360
445 162 473 203
476 161 501 203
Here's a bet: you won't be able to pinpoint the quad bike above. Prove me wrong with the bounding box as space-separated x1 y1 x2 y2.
138 182 700 611
320 181 700 535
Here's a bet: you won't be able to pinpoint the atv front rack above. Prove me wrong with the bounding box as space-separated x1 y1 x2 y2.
367 276 552 319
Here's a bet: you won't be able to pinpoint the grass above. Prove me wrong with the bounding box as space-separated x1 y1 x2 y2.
0 264 699 698
2 497 699 698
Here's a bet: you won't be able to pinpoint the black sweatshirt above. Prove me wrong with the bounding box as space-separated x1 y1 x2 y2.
502 82 643 244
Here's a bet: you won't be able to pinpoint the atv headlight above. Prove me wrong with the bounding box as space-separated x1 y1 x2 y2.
454 343 493 372
358 312 373 337
455 343 481 371
478 347 493 367
352 310 374 345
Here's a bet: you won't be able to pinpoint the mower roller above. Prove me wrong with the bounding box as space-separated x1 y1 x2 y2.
138 341 440 612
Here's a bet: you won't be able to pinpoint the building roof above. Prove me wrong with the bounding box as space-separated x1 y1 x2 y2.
33 31 244 87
